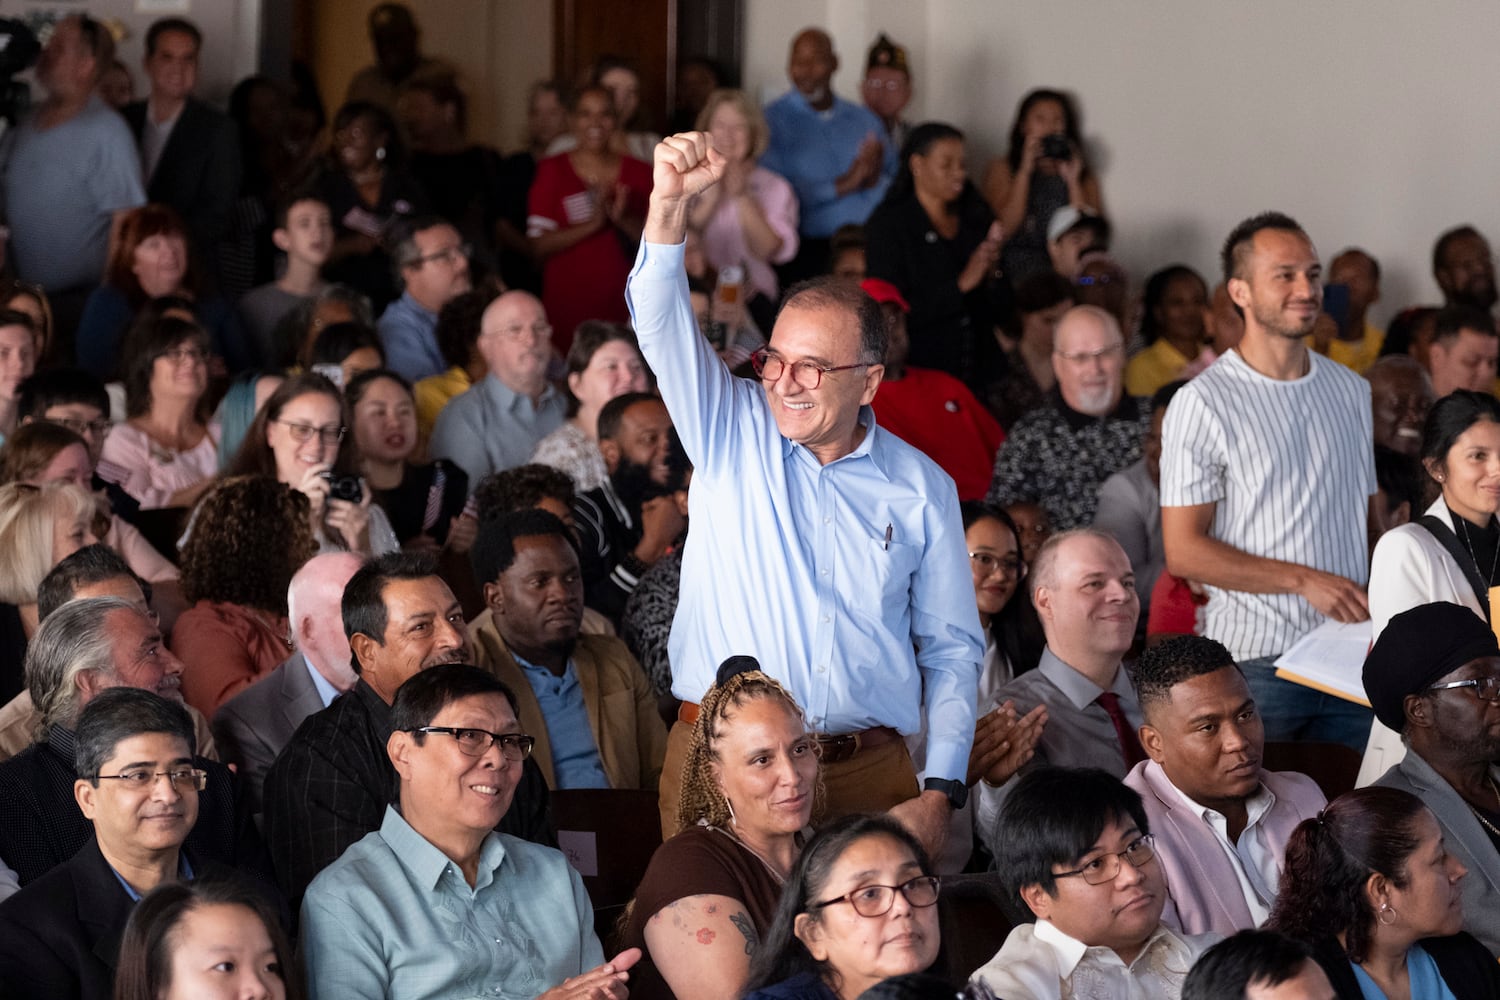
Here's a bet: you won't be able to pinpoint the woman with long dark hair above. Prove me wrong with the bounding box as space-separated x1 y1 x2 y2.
864 122 1001 379
1125 265 1212 397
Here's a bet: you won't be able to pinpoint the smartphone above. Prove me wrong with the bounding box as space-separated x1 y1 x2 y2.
1322 282 1350 340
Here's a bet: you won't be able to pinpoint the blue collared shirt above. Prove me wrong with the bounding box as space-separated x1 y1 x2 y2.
429 372 566 487
301 805 603 1000
109 854 194 901
377 291 445 383
513 654 609 789
302 653 342 709
760 91 895 238
626 241 981 781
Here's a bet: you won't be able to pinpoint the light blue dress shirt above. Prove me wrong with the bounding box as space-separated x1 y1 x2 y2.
514 654 609 789
301 805 603 1000
303 653 341 709
760 91 895 238
377 291 445 383
1350 944 1458 1000
429 373 566 488
626 241 981 782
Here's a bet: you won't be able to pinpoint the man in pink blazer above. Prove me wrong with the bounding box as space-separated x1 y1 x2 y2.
1125 635 1326 936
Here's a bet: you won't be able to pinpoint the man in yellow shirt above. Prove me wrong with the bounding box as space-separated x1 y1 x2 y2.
1325 248 1384 374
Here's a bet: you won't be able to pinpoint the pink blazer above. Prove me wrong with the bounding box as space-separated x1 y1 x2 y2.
1124 759 1325 935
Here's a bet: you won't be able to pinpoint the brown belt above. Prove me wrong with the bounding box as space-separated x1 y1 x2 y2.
677 701 900 765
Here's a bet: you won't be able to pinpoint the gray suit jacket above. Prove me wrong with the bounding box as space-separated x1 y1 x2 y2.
213 654 325 817
1375 751 1500 955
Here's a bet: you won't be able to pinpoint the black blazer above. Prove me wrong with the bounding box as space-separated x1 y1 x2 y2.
0 838 135 1000
122 98 241 258
1309 932 1500 999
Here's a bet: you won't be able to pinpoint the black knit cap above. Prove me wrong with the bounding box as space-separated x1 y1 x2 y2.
1362 602 1500 731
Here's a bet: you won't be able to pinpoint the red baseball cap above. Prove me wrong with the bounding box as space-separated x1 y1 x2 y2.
860 277 910 312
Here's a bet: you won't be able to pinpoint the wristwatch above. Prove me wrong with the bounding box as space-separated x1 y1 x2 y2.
923 777 968 811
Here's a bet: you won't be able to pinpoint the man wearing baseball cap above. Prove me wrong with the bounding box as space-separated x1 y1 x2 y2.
1364 601 1500 953
864 276 1004 501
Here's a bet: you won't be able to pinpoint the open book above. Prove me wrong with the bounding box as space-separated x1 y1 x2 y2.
1273 618 1373 707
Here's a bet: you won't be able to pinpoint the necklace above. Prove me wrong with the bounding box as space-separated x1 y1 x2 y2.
710 824 788 886
1466 775 1500 838
1455 513 1500 586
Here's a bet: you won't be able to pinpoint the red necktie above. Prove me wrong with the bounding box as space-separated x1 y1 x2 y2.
1097 691 1147 768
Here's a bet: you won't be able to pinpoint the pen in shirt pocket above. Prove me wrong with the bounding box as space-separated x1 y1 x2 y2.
883 523 892 550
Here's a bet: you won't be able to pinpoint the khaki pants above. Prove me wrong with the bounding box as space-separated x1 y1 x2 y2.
657 719 920 838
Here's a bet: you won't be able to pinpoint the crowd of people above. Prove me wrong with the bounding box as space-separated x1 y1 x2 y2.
0 4 1497 1000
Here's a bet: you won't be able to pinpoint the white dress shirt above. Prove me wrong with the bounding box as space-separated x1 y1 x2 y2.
972 919 1219 1000
1163 777 1279 924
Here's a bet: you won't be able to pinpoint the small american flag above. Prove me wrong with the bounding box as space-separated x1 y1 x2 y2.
421 465 447 533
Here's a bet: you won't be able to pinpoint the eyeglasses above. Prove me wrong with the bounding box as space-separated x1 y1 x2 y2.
810 875 941 917
272 419 345 446
49 416 111 439
1053 344 1123 365
1054 834 1156 885
410 726 537 761
1427 675 1500 702
749 349 873 390
496 321 554 342
970 552 1022 576
863 79 906 92
411 243 471 268
160 346 208 366
95 767 207 791
1075 274 1116 287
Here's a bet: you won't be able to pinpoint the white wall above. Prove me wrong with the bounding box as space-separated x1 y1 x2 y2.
744 0 1500 324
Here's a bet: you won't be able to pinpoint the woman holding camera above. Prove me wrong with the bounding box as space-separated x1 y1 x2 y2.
981 89 1103 286
226 372 397 556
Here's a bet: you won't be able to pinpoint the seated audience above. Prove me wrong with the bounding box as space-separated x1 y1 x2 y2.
429 291 567 485
982 89 1103 287
1364 602 1500 954
376 215 473 382
528 83 651 355
271 283 375 371
76 204 239 378
974 766 1219 998
0 688 206 1000
688 88 799 309
348 369 473 550
468 509 665 790
1326 248 1384 374
212 552 362 816
115 877 303 1000
0 543 208 761
0 597 252 886
1432 225 1497 312
743 814 942 1000
531 321 651 493
1125 266 1213 397
863 122 1001 379
3 422 178 586
302 320 385 387
173 476 318 716
618 658 818 1000
1362 392 1500 784
975 530 1143 854
314 100 427 311
1424 304 1497 398
239 192 333 367
301 663 639 1000
413 287 492 440
1182 929 1335 1000
573 392 682 622
1093 380 1180 624
97 316 219 510
0 480 98 698
981 272 1072 429
866 278 1004 502
260 553 551 911
1268 786 1500 998
0 309 38 444
1126 635 1326 936
1365 355 1433 460
986 305 1149 530
227 372 399 555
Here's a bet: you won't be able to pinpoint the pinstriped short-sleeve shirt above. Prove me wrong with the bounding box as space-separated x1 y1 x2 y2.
1160 350 1375 661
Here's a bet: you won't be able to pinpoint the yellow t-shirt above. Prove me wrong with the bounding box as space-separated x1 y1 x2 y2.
1327 322 1385 374
413 366 472 442
1125 339 1195 397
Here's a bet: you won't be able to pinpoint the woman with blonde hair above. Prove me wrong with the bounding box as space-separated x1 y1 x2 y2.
0 481 98 700
618 656 820 1000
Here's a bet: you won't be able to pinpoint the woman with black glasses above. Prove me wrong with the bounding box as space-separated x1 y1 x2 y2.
742 814 942 1000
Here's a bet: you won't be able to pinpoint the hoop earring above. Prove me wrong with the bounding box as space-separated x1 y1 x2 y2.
375 146 387 162
1377 902 1397 926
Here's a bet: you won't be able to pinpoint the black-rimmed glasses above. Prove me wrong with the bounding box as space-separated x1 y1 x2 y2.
1427 676 1500 702
809 875 941 917
1054 835 1156 885
95 767 207 791
411 243 472 267
409 726 536 760
749 348 873 390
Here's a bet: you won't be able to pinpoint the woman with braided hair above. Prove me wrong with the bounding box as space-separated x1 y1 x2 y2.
618 656 820 1000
